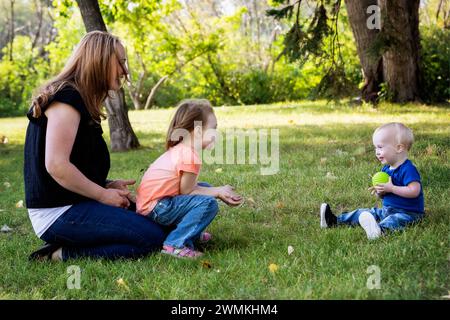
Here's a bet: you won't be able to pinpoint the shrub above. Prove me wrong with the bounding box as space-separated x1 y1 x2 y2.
420 26 450 102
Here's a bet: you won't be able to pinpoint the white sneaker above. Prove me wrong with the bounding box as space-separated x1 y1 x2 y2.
320 203 337 228
358 211 381 240
320 203 328 228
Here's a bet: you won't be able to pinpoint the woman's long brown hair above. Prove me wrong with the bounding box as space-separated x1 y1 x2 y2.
31 31 123 122
165 99 214 150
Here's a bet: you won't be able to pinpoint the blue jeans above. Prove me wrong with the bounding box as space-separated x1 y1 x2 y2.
40 201 168 261
337 206 424 231
148 182 219 249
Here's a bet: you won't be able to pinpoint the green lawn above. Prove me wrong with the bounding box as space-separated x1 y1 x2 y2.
0 101 449 299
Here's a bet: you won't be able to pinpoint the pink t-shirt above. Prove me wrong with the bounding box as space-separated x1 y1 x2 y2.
136 143 201 215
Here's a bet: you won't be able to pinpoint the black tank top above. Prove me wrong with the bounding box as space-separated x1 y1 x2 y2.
23 86 110 208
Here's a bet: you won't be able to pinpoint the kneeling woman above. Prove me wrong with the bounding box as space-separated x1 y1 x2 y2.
25 31 167 261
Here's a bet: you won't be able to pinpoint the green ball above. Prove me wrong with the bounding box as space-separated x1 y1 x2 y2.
372 172 390 186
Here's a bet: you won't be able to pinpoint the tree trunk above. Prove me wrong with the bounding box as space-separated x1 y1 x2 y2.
126 54 147 110
344 0 383 103
126 81 142 110
31 0 44 50
379 0 421 102
9 0 15 61
104 90 140 151
75 0 140 151
251 0 262 65
76 0 107 31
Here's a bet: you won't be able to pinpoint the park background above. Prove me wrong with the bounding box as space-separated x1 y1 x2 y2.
0 0 449 299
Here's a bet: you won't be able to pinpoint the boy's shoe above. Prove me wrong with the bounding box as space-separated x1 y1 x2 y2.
161 245 203 259
358 211 382 240
320 203 337 228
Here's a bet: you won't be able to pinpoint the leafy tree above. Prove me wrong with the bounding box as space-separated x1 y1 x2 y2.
76 0 140 151
267 0 424 103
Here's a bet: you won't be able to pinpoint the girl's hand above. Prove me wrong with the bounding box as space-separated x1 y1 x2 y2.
106 179 136 202
221 195 243 206
217 185 244 206
374 177 394 195
98 188 131 208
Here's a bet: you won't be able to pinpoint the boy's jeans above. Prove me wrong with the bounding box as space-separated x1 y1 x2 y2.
337 206 424 231
148 182 219 249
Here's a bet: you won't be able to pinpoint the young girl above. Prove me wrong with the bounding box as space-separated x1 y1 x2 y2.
136 99 243 258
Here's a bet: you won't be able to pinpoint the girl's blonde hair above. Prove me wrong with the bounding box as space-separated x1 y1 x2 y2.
165 99 214 150
31 31 125 122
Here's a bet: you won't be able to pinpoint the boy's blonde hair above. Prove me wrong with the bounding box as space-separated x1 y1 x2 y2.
374 122 414 150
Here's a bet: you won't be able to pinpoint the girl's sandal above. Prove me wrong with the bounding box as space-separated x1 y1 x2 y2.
199 232 212 243
161 245 203 259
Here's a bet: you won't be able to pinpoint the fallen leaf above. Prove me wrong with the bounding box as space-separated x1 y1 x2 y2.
353 146 366 156
425 144 435 156
3 182 11 188
215 168 223 173
326 172 337 180
201 260 212 269
15 200 24 208
246 197 256 207
288 246 294 255
116 278 130 291
1 225 12 233
335 149 348 156
276 202 285 209
268 263 279 273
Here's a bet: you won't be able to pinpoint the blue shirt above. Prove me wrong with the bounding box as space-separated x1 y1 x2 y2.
382 159 424 214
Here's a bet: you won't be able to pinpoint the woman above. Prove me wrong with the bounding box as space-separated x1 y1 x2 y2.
25 31 167 261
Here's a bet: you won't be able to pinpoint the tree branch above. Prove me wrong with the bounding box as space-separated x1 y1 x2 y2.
144 75 168 110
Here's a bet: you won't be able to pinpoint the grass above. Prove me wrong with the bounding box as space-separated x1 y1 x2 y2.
0 100 449 299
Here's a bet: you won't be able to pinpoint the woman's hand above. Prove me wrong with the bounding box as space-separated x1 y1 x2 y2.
106 179 135 190
98 188 131 208
217 185 243 206
106 179 136 202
